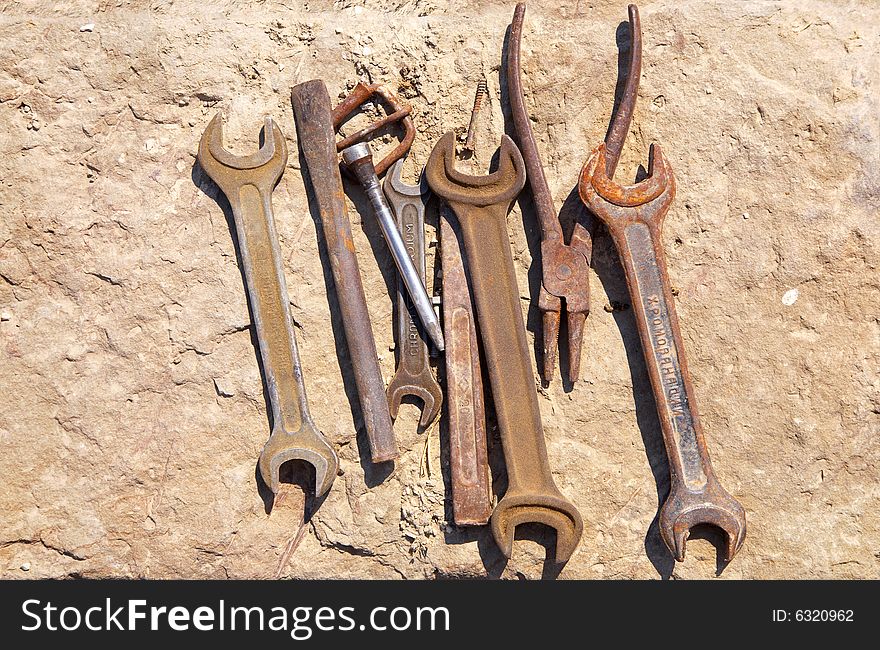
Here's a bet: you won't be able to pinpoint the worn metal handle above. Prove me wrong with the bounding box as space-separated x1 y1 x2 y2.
394 200 431 377
291 80 398 463
617 221 710 491
230 184 308 435
440 209 492 526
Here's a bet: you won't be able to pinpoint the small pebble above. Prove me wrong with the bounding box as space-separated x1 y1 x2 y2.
213 378 234 398
0 311 11 321
80 23 94 32
782 288 799 306
742 212 750 219
20 562 30 571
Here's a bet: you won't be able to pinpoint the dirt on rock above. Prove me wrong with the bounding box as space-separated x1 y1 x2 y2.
0 0 878 579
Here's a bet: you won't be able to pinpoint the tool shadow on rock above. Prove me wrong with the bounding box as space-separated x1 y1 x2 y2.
592 218 735 578
191 159 332 515
589 223 675 578
296 149 394 488
606 18 636 144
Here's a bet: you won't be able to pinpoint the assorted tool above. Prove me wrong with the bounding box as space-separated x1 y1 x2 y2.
508 3 592 384
426 133 583 562
197 115 338 498
290 80 398 463
382 159 444 428
577 7 746 561
342 143 446 353
195 2 747 568
440 206 493 526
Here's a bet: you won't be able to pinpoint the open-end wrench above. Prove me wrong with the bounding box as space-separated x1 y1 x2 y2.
381 159 443 428
291 80 398 463
440 206 492 526
579 144 746 561
427 132 583 562
198 114 339 497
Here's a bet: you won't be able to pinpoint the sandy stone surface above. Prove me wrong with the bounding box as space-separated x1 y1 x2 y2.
1 0 878 580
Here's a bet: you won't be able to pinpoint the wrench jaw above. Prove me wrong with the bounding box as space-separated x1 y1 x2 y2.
425 132 526 207
386 373 443 429
659 481 747 562
198 114 288 197
258 423 340 499
490 492 585 564
577 143 676 224
386 159 429 199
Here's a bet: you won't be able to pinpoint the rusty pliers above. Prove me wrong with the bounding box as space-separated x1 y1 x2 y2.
508 3 642 383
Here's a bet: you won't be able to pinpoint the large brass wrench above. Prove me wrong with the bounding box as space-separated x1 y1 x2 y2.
198 114 339 498
427 132 583 562
579 144 746 561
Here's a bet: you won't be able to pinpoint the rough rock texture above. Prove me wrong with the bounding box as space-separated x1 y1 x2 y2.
1 0 878 580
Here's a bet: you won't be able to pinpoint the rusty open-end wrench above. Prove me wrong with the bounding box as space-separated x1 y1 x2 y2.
578 145 746 561
427 132 583 561
198 114 339 497
382 159 443 428
440 206 492 526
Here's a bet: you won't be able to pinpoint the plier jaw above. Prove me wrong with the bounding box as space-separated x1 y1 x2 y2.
538 229 592 383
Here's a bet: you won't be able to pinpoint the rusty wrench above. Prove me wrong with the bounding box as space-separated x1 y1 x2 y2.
381 159 443 428
578 5 745 562
197 114 339 497
427 132 583 562
579 145 746 562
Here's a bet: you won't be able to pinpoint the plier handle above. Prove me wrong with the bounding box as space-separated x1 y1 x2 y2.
508 3 642 383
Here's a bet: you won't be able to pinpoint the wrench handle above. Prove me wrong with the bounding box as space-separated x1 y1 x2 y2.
230 184 309 434
614 221 715 491
394 200 431 375
453 204 557 496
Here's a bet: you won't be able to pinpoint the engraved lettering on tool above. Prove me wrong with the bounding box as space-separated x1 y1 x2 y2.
625 222 706 489
401 205 421 359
